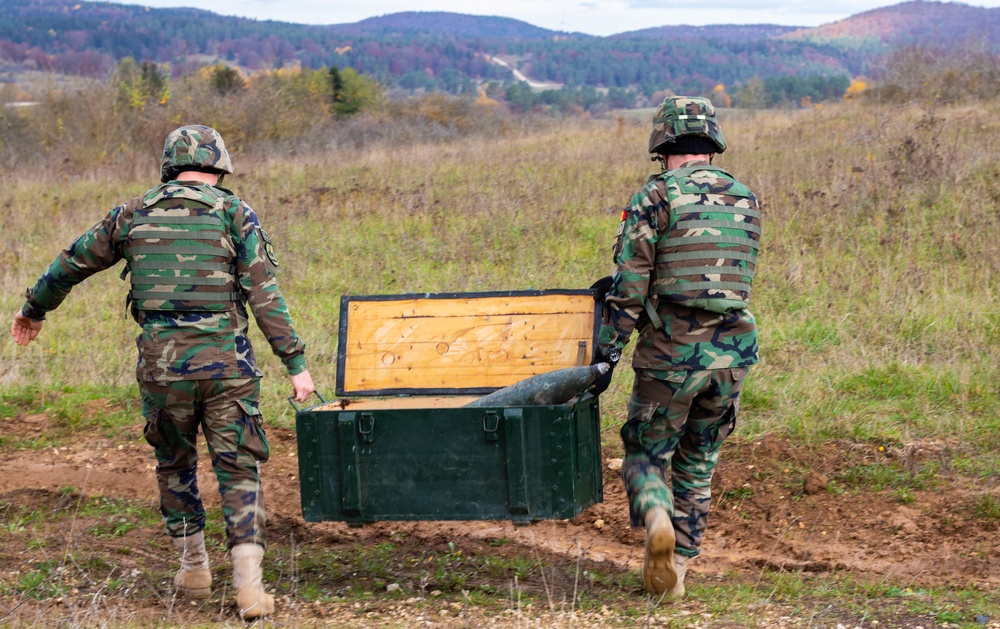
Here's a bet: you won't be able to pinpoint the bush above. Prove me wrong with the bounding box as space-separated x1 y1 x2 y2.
865 44 1000 104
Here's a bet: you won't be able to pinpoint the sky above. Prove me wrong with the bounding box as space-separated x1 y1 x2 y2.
107 0 1000 36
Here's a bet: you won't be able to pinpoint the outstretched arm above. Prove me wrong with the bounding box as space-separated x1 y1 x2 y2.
13 203 128 346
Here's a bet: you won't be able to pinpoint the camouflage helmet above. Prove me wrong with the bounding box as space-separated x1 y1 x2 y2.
648 96 727 156
159 125 234 183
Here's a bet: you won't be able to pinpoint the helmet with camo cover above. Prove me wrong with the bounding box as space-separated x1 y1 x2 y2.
159 125 234 183
648 96 727 157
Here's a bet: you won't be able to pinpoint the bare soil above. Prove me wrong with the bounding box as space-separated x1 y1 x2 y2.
1 407 998 627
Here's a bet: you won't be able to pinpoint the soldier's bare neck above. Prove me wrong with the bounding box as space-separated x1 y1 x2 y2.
174 171 221 185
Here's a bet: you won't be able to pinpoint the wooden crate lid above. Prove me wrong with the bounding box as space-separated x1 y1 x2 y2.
336 290 600 396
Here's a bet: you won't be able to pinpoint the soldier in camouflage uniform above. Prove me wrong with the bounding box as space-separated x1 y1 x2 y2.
10 125 314 620
591 96 759 598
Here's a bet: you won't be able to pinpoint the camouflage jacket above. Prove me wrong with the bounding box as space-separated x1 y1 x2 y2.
21 180 307 382
598 160 759 371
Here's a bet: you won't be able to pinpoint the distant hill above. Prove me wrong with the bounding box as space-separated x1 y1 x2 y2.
613 24 803 41
785 0 1000 47
0 0 996 103
326 11 581 39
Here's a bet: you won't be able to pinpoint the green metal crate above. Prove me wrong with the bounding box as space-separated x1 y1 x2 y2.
295 289 605 524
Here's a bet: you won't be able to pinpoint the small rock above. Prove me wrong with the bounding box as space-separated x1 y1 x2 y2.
607 458 623 471
386 583 400 593
594 519 605 529
803 471 830 494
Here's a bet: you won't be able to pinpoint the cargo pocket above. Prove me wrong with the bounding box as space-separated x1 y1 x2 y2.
236 399 270 463
714 404 737 445
142 408 167 448
719 366 748 444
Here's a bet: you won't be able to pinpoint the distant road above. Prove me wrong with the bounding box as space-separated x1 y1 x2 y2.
484 55 563 91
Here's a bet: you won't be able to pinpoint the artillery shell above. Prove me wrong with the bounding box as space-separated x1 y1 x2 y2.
464 363 609 408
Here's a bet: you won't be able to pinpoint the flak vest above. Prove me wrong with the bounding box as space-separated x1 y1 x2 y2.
123 183 241 314
650 165 760 315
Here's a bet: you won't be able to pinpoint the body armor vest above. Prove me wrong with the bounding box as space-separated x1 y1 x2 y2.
652 165 760 314
124 183 240 313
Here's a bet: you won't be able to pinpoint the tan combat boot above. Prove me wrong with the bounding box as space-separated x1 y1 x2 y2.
172 531 212 599
670 552 690 598
643 506 677 596
231 543 274 620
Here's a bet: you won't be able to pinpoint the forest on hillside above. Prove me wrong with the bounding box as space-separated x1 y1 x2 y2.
0 0 870 102
1 0 999 111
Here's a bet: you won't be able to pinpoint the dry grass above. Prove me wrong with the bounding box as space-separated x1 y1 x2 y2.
3 94 1000 453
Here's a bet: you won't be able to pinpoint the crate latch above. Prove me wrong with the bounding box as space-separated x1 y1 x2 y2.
482 411 500 442
359 413 375 443
576 341 587 366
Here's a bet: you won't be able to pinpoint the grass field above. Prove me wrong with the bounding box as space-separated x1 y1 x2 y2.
2 97 1000 626
5 99 1000 449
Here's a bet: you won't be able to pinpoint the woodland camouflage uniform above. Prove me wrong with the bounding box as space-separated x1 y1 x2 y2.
595 97 760 586
20 126 306 550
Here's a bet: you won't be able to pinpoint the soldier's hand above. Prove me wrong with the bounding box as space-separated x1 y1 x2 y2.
589 345 619 396
11 312 43 347
590 275 614 303
289 370 315 403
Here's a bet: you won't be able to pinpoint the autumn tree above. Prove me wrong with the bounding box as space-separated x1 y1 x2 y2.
210 64 245 96
329 67 382 117
115 58 170 109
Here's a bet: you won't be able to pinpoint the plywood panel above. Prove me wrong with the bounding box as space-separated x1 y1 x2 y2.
340 292 597 394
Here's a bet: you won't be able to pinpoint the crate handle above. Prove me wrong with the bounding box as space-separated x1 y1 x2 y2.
287 390 328 412
483 411 500 442
359 413 376 443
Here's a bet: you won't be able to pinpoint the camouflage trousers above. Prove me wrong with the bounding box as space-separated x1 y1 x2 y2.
620 367 746 557
138 377 270 549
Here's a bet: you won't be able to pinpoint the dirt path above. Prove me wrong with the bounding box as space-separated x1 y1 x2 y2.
3 412 997 595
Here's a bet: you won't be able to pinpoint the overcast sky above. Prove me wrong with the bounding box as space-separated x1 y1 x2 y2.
111 0 1000 36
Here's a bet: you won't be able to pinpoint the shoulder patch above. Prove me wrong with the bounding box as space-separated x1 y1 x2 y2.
260 228 279 270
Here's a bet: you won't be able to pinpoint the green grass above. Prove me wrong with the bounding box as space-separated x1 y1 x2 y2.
838 461 937 493
970 494 1000 523
697 571 999 628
